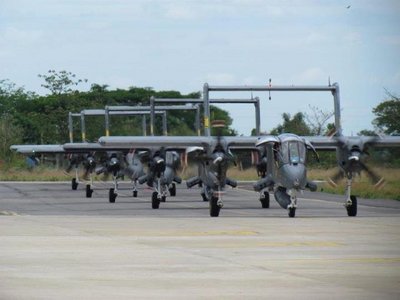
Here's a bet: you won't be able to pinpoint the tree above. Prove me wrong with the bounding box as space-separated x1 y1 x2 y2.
210 106 237 136
304 105 334 135
0 114 23 165
38 70 88 95
270 112 311 136
372 90 400 135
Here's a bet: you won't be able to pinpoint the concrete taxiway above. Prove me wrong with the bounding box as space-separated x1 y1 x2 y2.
0 181 399 299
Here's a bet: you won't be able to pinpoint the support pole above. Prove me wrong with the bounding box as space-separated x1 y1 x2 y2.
255 97 261 136
142 115 147 136
150 96 155 136
332 83 342 135
203 83 210 136
80 112 86 142
195 105 201 136
162 111 167 136
105 106 110 136
68 112 74 143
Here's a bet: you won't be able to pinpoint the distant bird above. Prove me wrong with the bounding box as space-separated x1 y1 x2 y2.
346 5 351 9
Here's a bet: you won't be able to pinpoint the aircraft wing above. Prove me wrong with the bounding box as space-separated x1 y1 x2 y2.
99 136 212 148
62 142 130 153
305 135 400 150
10 144 65 154
98 136 259 150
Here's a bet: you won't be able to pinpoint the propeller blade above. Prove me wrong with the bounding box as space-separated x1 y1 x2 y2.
359 161 384 186
328 169 343 187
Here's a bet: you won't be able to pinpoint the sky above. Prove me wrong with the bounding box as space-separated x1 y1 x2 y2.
0 0 399 135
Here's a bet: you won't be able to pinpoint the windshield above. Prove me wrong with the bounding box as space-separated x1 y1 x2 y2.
279 141 306 165
288 142 300 164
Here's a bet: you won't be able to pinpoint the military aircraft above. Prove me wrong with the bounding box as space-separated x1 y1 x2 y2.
63 143 183 205
98 132 258 217
10 144 89 191
307 134 400 216
137 148 182 208
252 133 319 217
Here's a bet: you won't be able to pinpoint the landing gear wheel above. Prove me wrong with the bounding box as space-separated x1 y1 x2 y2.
288 207 296 218
133 190 138 198
169 183 176 196
201 193 208 202
161 195 166 202
72 178 78 190
109 188 117 203
260 192 270 208
347 195 357 217
86 184 93 198
209 196 221 217
152 192 160 209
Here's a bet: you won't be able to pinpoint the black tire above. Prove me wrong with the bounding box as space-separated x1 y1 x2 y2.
260 192 270 208
169 183 176 196
109 188 116 203
347 195 357 217
86 184 93 198
133 190 138 198
152 192 160 209
72 178 78 190
161 195 166 202
209 196 220 217
288 207 296 218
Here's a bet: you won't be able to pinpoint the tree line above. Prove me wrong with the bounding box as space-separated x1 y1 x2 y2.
0 70 399 167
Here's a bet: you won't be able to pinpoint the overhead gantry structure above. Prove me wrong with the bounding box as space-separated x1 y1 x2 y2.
68 110 167 142
202 83 341 136
106 104 201 137
150 96 261 136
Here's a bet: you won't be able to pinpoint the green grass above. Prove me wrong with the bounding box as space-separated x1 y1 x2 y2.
307 168 400 201
1 165 399 200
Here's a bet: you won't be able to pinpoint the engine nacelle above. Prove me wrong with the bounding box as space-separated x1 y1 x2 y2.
186 176 201 188
253 175 273 192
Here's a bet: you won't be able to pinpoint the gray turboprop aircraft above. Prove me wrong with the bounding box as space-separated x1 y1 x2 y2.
63 143 182 204
136 148 182 208
307 134 400 216
10 144 95 192
98 133 258 217
253 133 319 217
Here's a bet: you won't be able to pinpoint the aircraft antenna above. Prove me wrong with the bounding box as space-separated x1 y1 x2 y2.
328 76 331 86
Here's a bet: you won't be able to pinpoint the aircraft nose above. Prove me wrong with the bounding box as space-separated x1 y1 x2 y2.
282 164 307 190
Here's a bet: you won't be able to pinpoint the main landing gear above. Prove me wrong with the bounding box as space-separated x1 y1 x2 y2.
71 178 78 190
86 184 93 198
209 189 224 217
109 175 118 203
287 190 297 218
344 177 357 217
151 179 167 209
259 191 270 208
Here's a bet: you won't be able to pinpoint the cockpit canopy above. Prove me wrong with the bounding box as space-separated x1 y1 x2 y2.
276 140 306 165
